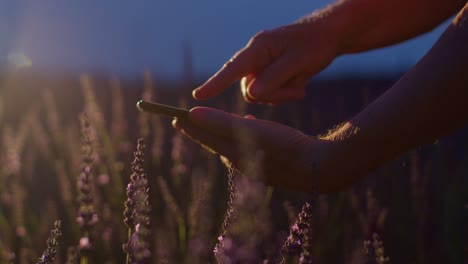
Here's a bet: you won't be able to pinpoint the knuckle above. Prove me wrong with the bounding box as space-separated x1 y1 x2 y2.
223 55 240 69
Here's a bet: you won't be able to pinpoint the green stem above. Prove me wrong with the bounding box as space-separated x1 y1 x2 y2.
80 232 90 264
126 228 131 264
80 256 88 264
178 220 186 257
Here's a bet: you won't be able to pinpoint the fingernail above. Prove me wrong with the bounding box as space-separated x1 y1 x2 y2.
172 118 179 129
189 107 211 120
173 117 189 129
248 83 263 99
192 88 200 99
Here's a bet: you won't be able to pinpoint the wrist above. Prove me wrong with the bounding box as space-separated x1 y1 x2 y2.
294 2 349 56
312 122 371 193
297 0 379 55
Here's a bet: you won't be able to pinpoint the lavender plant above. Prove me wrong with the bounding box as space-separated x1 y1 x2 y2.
36 220 62 264
364 233 390 264
77 114 99 262
123 138 152 264
281 202 314 264
213 166 236 263
0 71 464 263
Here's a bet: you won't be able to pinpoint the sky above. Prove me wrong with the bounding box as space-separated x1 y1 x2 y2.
0 0 452 79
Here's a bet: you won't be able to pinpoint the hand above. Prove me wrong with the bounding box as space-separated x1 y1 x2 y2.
192 21 341 105
172 107 326 192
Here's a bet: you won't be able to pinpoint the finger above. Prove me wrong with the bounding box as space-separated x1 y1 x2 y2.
243 74 297 105
188 106 304 151
188 107 294 151
193 47 266 100
175 116 269 174
193 32 274 100
267 87 306 104
263 76 309 104
176 119 269 178
248 51 304 100
188 107 253 140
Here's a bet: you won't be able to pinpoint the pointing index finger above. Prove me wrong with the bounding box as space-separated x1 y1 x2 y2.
192 36 271 100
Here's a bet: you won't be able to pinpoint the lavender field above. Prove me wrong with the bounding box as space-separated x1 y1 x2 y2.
0 70 465 263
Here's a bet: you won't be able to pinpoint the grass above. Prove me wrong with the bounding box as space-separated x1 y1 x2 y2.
0 71 465 263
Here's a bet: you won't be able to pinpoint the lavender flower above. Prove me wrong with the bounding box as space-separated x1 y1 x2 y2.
281 202 314 263
124 138 151 227
214 166 236 263
77 115 98 230
124 182 136 228
222 166 237 236
124 224 152 264
36 220 61 264
364 233 390 264
77 114 98 257
299 210 314 264
123 138 152 264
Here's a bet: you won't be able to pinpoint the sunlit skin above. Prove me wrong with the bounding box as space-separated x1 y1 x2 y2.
174 0 468 194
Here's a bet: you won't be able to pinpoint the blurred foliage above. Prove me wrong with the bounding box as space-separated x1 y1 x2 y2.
0 70 465 263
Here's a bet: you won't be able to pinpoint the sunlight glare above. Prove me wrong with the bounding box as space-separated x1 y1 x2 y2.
7 52 32 69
